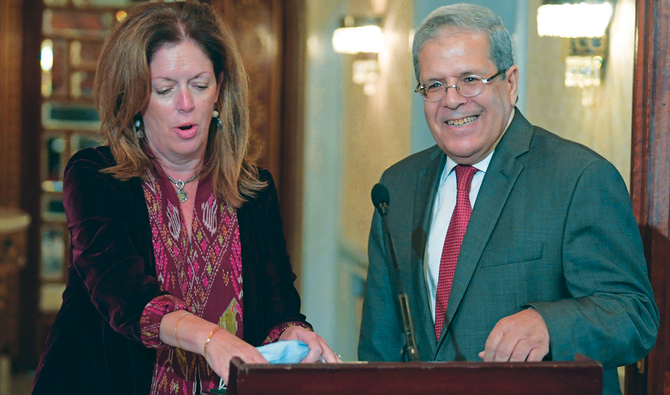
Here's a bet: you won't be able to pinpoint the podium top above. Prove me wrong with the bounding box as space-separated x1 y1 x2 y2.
225 357 602 395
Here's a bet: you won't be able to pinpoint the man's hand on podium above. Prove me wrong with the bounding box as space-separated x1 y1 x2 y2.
478 308 550 362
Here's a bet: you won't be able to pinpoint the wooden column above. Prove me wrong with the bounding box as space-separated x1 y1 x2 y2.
277 0 306 285
0 0 23 208
18 0 44 371
627 0 670 394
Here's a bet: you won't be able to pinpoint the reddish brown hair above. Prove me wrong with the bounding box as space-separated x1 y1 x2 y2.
94 1 264 207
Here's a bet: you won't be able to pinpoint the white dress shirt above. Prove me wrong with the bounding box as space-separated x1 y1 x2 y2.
424 110 515 321
424 154 491 321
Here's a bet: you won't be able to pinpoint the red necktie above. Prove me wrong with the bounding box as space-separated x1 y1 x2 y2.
434 165 478 341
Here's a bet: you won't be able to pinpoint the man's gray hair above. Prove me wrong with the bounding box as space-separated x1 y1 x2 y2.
412 3 514 82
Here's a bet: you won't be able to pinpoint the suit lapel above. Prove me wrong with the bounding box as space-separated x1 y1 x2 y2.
410 147 445 358
437 110 534 350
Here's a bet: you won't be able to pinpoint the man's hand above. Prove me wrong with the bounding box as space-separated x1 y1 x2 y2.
478 308 550 362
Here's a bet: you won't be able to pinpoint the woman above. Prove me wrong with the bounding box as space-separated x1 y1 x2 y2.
32 2 338 394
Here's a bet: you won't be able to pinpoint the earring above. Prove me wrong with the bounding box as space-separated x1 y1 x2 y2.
135 119 144 139
213 107 223 129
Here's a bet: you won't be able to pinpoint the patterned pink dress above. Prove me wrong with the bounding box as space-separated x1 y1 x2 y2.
139 167 243 394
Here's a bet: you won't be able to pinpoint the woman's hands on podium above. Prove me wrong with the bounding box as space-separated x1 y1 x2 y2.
205 327 268 383
279 326 342 363
160 311 268 384
161 311 341 384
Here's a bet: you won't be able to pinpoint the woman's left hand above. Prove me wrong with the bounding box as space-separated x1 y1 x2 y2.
279 326 342 363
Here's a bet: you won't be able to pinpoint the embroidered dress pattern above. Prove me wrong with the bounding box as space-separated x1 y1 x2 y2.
141 171 243 395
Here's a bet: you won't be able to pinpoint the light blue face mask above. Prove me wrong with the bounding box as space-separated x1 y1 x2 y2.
256 339 310 364
211 340 310 393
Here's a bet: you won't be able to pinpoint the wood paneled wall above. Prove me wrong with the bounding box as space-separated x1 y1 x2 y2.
210 0 284 185
0 0 24 208
209 0 305 282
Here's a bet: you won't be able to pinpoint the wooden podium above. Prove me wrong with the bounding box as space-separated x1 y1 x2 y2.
225 357 602 395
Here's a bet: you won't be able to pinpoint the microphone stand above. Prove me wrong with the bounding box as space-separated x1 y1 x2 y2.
376 200 421 362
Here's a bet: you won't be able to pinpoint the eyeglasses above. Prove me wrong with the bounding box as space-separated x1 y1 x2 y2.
415 69 507 102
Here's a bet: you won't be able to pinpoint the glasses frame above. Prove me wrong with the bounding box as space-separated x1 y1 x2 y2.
415 69 507 102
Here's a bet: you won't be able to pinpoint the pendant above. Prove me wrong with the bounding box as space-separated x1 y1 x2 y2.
177 190 188 203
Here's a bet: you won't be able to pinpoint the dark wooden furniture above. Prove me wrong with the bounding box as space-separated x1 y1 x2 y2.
225 357 603 395
0 208 30 392
628 0 670 394
0 208 30 358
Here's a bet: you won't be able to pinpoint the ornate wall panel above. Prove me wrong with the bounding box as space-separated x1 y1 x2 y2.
0 0 23 208
210 0 283 185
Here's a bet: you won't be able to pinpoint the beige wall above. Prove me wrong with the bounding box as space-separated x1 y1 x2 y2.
526 0 635 186
339 0 413 255
300 0 413 359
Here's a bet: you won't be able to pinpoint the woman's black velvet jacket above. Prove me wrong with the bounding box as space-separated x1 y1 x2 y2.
32 146 307 394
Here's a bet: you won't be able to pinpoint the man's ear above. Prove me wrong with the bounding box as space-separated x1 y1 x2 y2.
506 65 520 105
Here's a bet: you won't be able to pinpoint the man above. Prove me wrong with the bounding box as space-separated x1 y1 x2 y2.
358 4 659 395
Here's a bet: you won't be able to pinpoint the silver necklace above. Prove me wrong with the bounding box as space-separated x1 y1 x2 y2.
166 172 201 203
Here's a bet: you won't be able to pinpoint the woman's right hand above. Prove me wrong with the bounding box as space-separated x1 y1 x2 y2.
204 327 268 383
159 311 268 384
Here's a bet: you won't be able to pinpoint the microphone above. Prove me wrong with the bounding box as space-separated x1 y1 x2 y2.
371 183 421 361
371 183 390 216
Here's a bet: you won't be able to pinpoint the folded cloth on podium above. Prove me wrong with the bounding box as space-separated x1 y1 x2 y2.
215 340 310 392
256 340 310 364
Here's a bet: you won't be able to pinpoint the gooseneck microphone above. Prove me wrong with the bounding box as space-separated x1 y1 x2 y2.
371 183 421 362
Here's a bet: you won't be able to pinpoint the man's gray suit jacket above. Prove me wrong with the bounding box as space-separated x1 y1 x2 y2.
359 110 659 395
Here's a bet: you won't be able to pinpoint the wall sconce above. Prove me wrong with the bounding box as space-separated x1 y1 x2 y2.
332 15 384 95
537 1 613 38
537 1 614 106
40 39 54 98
